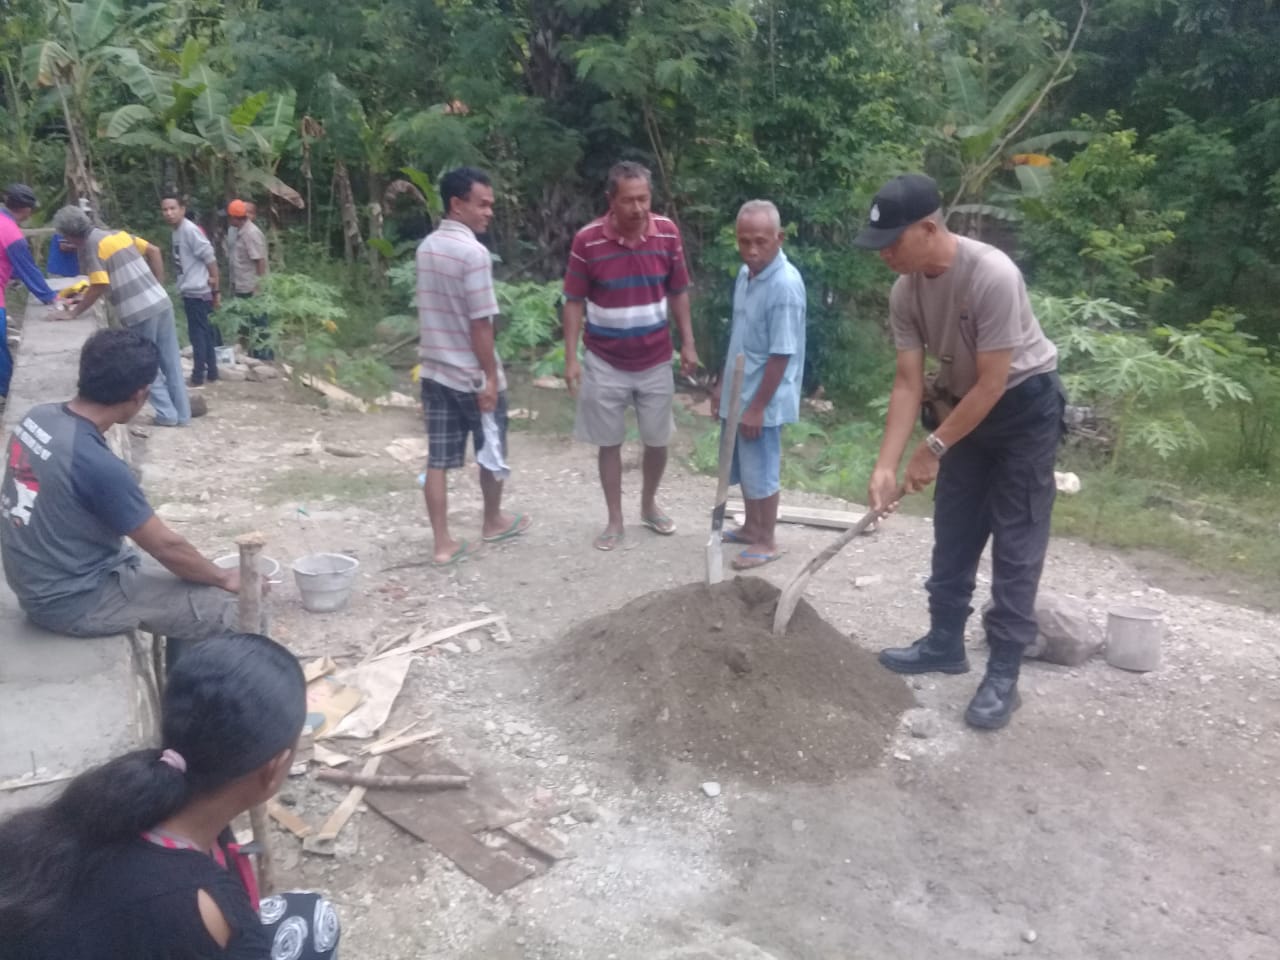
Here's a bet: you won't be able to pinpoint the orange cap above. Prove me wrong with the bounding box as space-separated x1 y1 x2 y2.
227 199 247 217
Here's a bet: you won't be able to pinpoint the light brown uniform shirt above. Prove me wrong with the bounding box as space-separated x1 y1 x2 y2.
231 220 267 295
889 236 1057 397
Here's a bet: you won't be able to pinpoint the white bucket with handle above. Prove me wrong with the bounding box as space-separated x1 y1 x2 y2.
1105 605 1164 672
213 553 282 584
292 553 359 613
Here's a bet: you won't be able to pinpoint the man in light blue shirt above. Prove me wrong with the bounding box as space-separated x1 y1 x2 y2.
712 199 806 570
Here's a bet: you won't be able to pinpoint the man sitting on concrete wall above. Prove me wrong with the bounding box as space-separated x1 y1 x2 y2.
0 329 238 650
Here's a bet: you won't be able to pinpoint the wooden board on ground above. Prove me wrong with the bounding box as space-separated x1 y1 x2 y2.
267 801 313 838
503 819 573 861
364 745 534 894
402 811 534 894
727 500 870 531
365 745 525 833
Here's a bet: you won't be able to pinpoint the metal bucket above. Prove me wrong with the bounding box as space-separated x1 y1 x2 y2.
292 553 359 613
1105 605 1164 672
213 553 282 584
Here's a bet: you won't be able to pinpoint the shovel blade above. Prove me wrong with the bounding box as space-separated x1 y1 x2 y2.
705 535 724 585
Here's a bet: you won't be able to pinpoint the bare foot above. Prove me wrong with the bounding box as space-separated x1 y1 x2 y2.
482 512 532 543
432 538 478 567
640 507 676 535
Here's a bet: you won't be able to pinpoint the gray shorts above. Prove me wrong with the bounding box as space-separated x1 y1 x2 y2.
33 561 240 642
574 351 675 448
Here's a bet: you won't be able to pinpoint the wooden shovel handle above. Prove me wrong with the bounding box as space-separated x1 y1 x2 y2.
772 488 906 635
713 355 747 511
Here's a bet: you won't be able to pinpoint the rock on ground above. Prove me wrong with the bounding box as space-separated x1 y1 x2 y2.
1028 591 1101 666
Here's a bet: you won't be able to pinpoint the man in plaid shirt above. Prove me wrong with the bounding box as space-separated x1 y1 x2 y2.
416 167 531 566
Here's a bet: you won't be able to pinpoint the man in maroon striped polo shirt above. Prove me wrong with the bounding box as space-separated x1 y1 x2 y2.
562 162 699 552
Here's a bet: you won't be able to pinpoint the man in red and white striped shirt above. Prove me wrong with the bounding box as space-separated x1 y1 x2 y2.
416 167 530 567
562 162 699 552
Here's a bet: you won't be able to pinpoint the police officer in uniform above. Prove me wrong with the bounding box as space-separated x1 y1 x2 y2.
854 174 1064 730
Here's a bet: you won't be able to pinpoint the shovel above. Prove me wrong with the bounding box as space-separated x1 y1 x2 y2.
772 487 905 635
706 354 746 585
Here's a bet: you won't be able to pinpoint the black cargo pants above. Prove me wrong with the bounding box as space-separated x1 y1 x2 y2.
927 371 1066 648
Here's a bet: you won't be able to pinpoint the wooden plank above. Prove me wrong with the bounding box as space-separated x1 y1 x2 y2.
312 744 354 767
370 616 505 662
503 819 573 861
727 500 870 531
0 770 75 793
362 719 421 751
303 656 338 684
366 729 442 757
365 748 524 834
267 802 313 838
304 756 381 855
408 812 534 894
316 769 468 790
279 362 368 412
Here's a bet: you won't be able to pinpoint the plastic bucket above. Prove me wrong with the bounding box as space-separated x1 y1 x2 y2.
292 553 359 613
213 553 282 584
215 345 235 365
1105 605 1164 672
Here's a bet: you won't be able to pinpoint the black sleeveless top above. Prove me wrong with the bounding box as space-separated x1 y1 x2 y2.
4 838 272 959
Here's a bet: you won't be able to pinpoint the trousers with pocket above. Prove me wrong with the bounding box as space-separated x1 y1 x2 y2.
29 558 239 642
927 371 1066 647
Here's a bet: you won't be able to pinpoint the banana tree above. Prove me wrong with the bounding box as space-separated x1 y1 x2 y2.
24 0 166 211
97 37 302 210
939 1 1092 232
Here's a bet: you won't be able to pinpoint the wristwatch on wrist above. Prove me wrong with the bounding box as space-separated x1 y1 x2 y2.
925 432 948 458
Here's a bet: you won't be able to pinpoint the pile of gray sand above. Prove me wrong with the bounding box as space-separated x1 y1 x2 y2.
540 577 915 784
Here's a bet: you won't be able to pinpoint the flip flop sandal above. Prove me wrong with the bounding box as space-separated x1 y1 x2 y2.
721 528 750 544
731 550 784 571
431 539 480 568
641 514 677 536
594 531 625 552
483 513 533 543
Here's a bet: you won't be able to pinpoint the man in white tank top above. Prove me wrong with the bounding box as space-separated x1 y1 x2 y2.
854 174 1065 731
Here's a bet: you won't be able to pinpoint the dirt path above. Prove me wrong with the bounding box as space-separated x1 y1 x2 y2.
138 378 1280 960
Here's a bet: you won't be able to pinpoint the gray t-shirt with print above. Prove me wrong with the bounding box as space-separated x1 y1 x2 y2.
889 235 1057 397
0 403 153 624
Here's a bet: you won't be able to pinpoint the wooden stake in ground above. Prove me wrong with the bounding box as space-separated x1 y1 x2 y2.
236 531 275 894
707 354 746 586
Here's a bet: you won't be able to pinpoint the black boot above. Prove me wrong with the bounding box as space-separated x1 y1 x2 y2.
878 613 970 675
965 640 1023 730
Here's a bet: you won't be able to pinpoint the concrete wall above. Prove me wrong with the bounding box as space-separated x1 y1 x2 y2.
0 285 156 811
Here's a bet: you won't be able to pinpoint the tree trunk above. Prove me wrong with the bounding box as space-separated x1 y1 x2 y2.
366 170 384 287
334 161 362 265
57 85 98 215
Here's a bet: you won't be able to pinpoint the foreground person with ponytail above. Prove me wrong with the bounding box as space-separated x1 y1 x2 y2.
0 633 340 959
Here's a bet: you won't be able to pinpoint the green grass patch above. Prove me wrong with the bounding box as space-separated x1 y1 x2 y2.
262 468 410 505
683 410 1280 582
1052 469 1280 580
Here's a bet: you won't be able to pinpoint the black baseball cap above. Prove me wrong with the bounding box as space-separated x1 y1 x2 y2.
852 174 941 250
3 183 38 209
